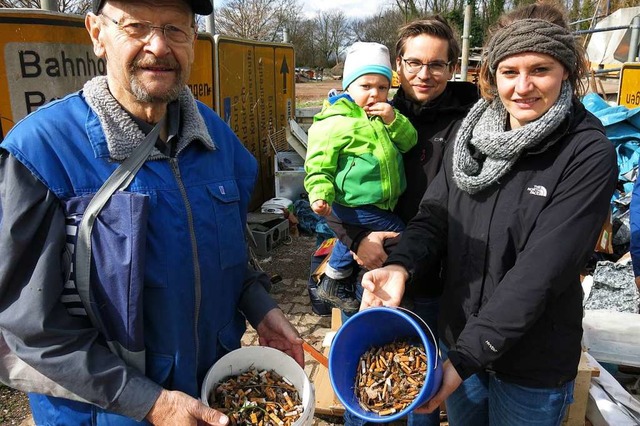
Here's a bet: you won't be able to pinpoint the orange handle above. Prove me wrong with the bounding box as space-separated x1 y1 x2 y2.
302 340 329 369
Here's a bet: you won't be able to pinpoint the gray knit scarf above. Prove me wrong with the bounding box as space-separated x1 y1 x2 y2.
453 80 572 194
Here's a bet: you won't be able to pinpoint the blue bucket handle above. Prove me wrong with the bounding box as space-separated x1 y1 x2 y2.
396 306 439 370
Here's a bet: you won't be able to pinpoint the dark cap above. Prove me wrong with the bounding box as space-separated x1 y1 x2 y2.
92 0 213 15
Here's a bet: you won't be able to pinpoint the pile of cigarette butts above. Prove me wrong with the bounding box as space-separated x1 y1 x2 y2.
209 367 304 425
355 341 428 416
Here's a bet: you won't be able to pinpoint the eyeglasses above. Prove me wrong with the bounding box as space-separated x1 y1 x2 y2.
401 57 451 76
100 13 195 45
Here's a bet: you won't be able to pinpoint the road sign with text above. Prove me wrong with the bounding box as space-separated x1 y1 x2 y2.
0 9 215 139
618 62 640 109
214 36 295 207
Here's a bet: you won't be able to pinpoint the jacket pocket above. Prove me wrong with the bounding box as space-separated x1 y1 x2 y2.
206 181 246 270
216 312 246 356
335 153 383 205
146 352 175 388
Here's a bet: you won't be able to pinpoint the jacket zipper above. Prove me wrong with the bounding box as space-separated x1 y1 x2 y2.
478 187 501 312
340 159 357 194
170 158 202 370
371 121 393 204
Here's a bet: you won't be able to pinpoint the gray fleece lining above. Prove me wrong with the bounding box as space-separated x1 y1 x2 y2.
82 76 215 162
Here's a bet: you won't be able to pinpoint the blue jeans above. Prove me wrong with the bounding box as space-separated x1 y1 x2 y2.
29 393 148 425
441 346 574 426
327 204 404 278
342 295 441 426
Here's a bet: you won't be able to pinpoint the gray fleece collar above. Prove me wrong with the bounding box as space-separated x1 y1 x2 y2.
83 76 215 161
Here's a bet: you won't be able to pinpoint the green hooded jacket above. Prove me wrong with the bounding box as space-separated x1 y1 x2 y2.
304 95 417 211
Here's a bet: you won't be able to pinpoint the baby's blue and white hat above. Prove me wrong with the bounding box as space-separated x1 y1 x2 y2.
342 42 392 90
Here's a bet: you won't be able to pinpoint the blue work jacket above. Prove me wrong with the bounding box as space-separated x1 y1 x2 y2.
1 85 258 422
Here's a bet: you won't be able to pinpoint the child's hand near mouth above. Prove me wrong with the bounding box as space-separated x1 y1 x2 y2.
364 102 395 125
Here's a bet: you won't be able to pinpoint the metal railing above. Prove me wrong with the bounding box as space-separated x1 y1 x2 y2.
574 15 640 63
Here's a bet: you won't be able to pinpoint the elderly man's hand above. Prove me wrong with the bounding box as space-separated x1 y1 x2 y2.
146 389 228 425
256 308 304 367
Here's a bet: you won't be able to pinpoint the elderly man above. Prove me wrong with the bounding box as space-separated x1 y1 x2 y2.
0 0 302 425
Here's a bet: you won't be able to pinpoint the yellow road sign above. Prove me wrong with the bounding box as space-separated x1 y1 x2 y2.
189 33 215 109
0 10 99 139
618 62 640 109
214 36 295 208
0 9 215 139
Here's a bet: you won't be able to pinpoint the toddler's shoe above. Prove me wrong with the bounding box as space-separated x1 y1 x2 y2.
316 275 359 314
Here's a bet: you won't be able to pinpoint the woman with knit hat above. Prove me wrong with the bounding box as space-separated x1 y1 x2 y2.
304 42 417 313
359 3 617 425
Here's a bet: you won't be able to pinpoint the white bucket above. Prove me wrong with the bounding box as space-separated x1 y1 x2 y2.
200 346 315 425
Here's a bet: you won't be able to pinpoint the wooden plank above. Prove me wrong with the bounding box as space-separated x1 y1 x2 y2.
563 352 600 426
312 309 345 416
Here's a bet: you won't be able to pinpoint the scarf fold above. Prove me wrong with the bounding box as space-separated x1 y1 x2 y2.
453 81 572 194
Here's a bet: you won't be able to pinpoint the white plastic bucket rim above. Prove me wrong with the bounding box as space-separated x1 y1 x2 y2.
200 346 314 426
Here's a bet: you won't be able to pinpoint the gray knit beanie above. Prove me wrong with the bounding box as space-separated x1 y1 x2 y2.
486 19 577 75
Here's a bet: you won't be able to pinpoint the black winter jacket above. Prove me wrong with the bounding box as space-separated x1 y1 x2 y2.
326 81 479 298
386 100 617 387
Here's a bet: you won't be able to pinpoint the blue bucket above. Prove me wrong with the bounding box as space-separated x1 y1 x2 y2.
328 307 442 422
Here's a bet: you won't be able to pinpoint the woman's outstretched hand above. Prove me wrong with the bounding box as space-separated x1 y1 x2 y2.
360 264 409 309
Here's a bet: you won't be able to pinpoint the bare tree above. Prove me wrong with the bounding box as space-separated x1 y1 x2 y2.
0 0 39 8
350 8 405 60
394 0 421 21
313 10 349 67
215 0 301 42
0 0 90 14
287 17 317 66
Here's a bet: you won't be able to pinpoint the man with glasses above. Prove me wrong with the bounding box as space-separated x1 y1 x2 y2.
326 16 478 426
0 0 302 425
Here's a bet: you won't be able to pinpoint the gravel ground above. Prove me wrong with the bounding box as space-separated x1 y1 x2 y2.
0 384 30 425
295 80 342 107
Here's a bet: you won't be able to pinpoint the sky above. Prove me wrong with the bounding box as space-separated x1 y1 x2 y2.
212 0 392 19
300 0 391 18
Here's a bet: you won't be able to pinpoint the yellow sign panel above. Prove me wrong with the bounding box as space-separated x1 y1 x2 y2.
618 62 640 109
0 10 97 139
189 33 215 109
214 36 295 208
255 44 277 204
0 9 214 139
